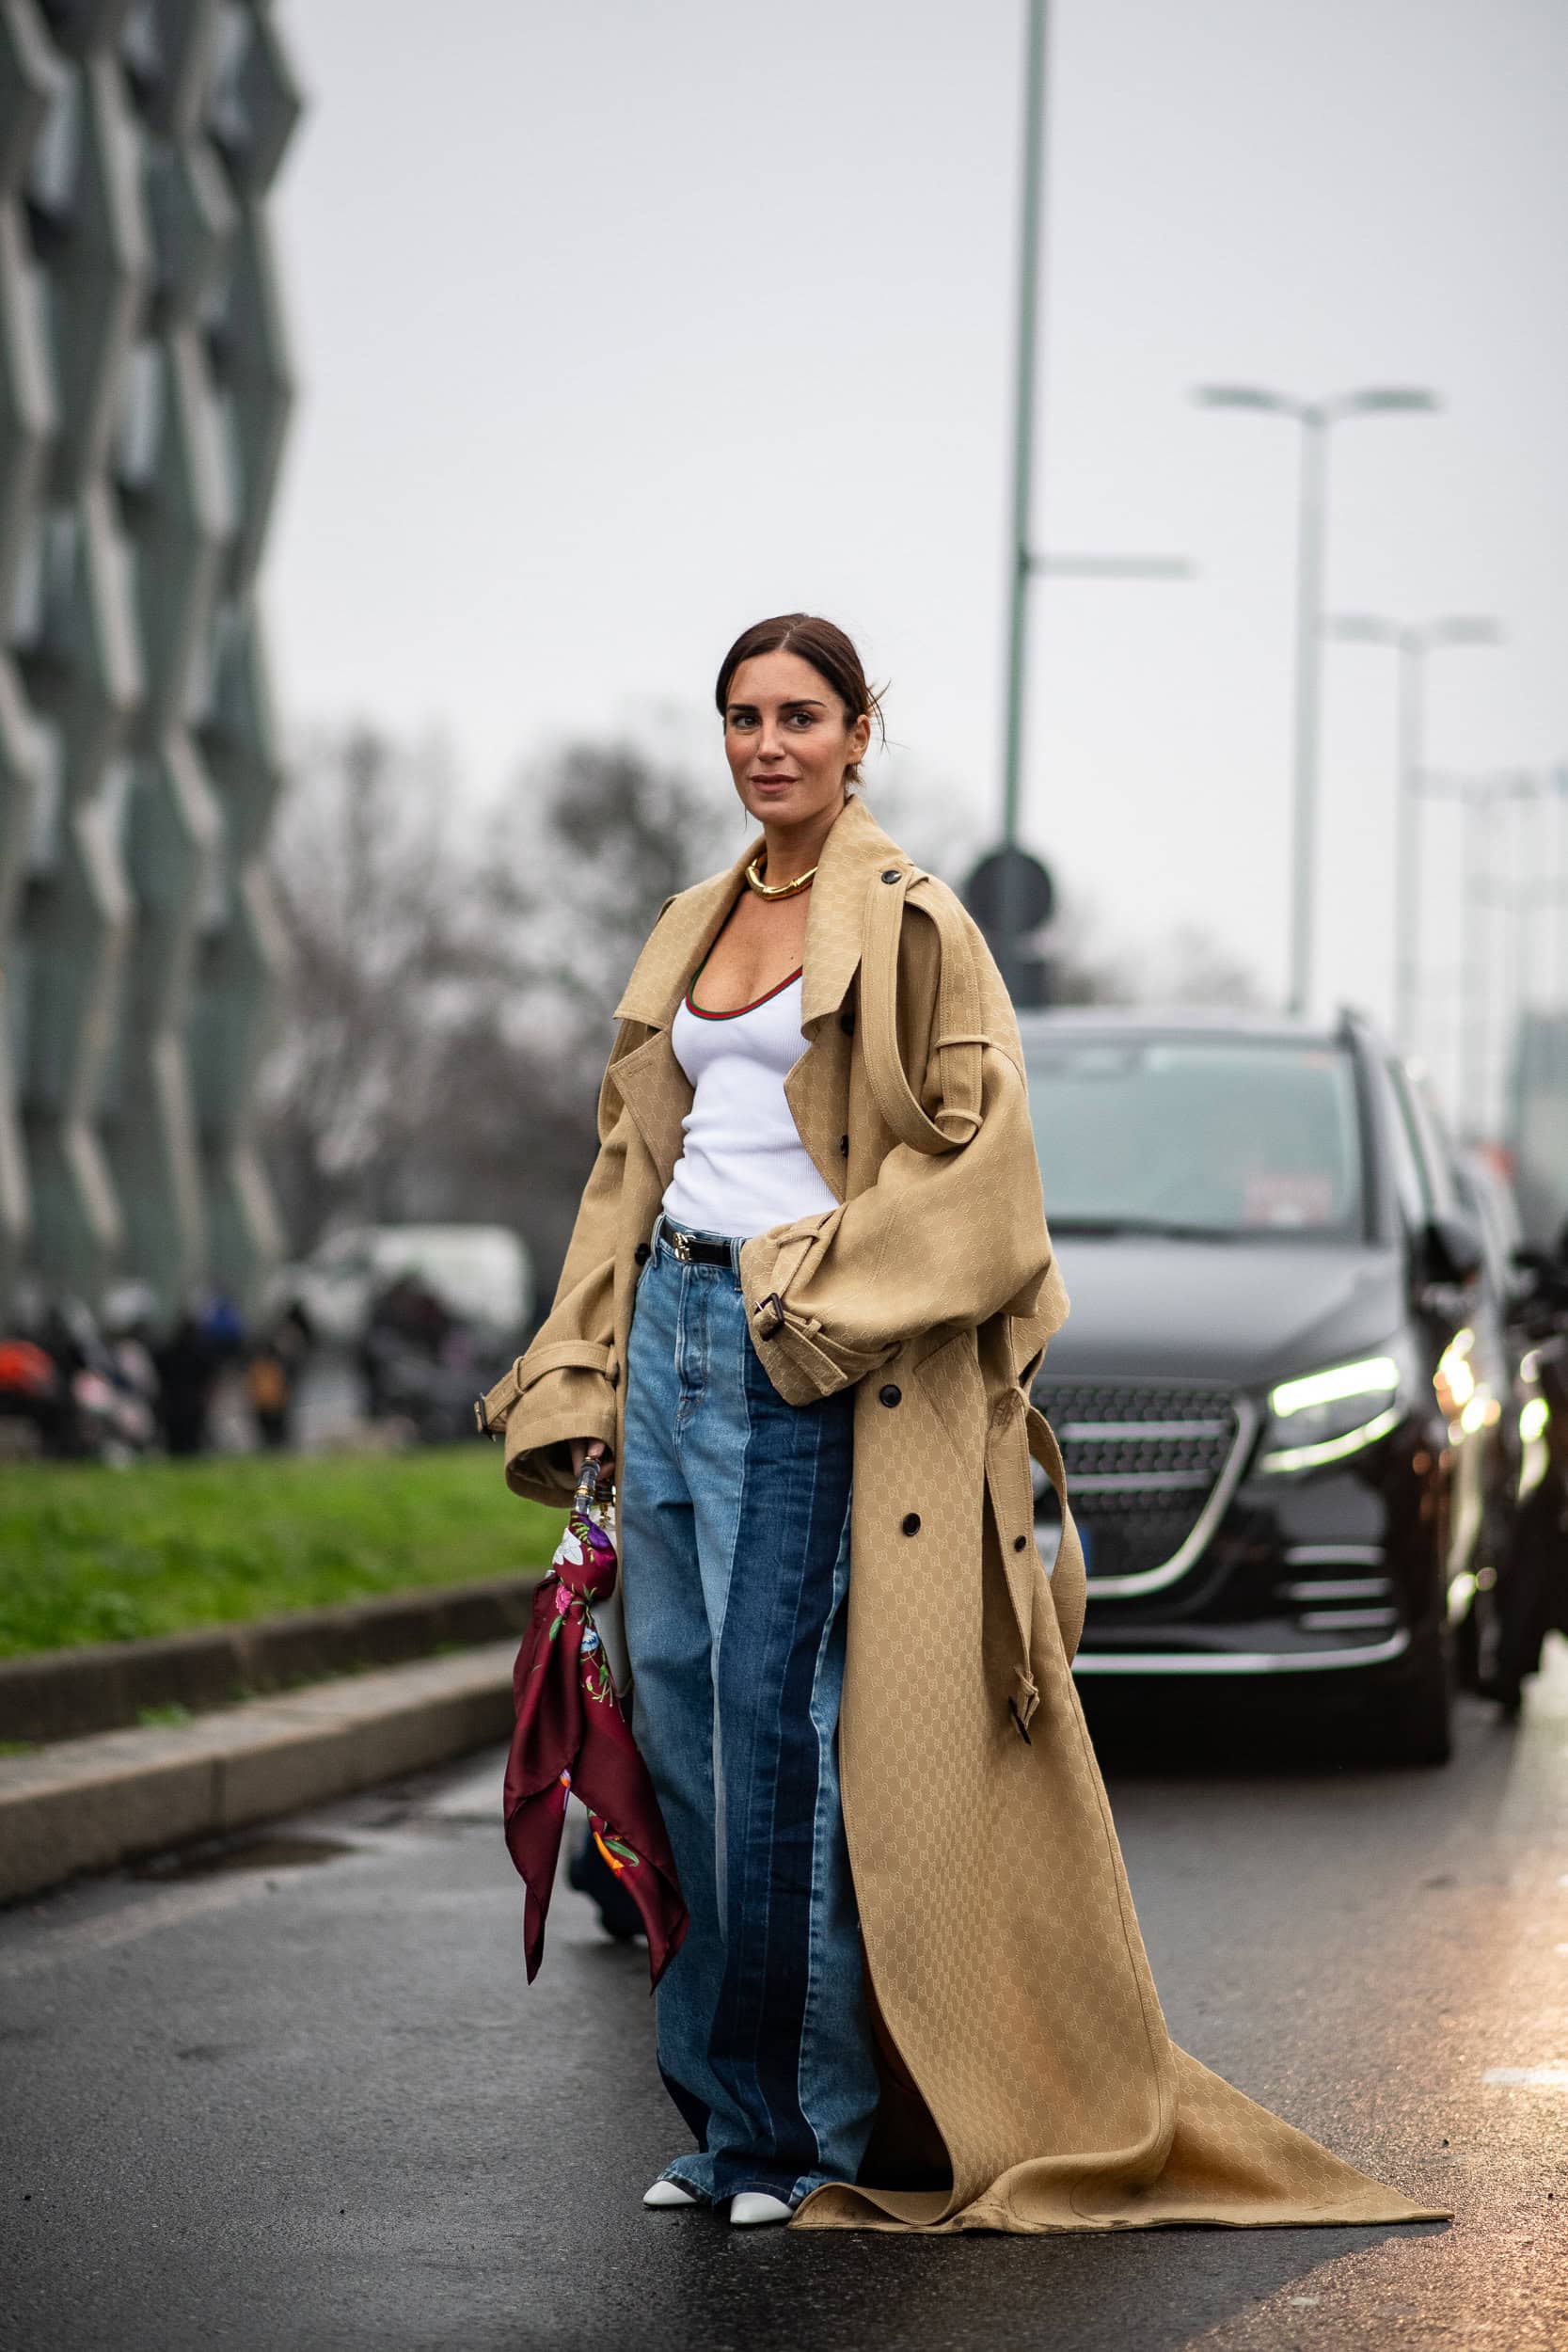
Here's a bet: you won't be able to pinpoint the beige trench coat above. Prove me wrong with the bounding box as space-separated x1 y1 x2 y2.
483 793 1446 2234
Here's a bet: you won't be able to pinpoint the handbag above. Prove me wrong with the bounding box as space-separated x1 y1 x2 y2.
502 1459 686 1983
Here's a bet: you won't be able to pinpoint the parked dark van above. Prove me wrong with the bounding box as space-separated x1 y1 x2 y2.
1021 1009 1495 1764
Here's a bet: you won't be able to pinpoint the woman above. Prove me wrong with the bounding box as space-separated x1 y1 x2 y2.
482 613 1447 2237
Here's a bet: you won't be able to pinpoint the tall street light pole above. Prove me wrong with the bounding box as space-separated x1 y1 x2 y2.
1554 768 1568 1009
1194 385 1440 1018
1419 768 1540 1134
1324 612 1502 1053
992 3 1192 998
996 0 1051 993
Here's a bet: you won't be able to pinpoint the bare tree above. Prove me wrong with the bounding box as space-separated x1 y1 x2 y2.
261 726 485 1249
512 739 731 1034
260 730 723 1294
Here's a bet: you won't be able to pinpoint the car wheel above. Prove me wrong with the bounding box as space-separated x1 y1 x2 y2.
1380 1616 1453 1768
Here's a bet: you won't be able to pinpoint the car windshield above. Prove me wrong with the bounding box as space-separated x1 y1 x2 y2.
1023 1036 1364 1241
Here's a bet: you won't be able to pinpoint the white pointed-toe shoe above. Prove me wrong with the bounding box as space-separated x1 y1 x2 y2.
729 2191 793 2228
642 2178 699 2208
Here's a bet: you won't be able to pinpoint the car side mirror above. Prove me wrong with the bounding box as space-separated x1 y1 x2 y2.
1424 1214 1483 1285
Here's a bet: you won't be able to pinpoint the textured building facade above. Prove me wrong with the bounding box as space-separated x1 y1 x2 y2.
0 0 297 1319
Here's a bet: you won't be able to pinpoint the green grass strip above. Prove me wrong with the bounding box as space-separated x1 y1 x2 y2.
0 1446 562 1659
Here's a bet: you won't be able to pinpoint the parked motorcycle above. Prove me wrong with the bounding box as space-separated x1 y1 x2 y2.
0 1296 158 1463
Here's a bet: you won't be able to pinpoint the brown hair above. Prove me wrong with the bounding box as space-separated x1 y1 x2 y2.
714 613 885 787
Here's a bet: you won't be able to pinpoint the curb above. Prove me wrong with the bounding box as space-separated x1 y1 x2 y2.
0 1576 539 1743
0 1641 516 1905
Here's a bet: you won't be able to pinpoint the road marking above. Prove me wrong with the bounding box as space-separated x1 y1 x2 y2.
1483 2064 1568 2090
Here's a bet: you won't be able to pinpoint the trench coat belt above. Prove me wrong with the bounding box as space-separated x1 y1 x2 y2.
984 1397 1085 1740
475 1340 615 1438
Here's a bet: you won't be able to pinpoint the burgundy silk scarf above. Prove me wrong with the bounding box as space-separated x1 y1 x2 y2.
503 1463 688 1987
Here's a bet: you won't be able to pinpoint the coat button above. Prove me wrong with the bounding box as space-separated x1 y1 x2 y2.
901 1512 921 1536
839 1135 848 1155
880 868 901 884
879 1384 901 1406
1013 1534 1027 1552
634 1242 650 1264
840 1009 855 1036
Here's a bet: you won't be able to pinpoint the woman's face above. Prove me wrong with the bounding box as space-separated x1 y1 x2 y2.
723 650 871 832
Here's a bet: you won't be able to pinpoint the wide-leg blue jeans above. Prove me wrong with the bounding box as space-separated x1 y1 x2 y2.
619 1216 880 2209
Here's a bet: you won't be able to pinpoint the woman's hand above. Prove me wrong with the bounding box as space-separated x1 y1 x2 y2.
570 1437 613 1480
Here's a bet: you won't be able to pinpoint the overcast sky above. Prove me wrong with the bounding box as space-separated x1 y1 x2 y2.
267 0 1567 1115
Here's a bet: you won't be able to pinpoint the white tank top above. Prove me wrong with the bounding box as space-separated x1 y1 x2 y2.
662 965 840 1239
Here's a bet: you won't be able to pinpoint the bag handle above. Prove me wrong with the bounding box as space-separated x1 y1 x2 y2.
859 867 984 1156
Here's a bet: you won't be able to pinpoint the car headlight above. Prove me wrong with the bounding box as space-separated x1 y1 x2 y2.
1258 1341 1416 1473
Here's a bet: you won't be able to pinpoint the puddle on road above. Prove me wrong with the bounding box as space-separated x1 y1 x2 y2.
130 1833 357 1882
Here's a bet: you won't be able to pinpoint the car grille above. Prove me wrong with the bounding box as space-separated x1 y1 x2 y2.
1031 1377 1243 1585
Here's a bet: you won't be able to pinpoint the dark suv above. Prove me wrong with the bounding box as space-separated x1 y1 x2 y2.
1020 1009 1494 1765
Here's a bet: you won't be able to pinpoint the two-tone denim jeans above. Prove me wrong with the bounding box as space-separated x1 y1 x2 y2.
619 1216 880 2209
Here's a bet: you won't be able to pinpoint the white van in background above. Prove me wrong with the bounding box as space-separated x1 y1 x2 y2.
272 1224 535 1353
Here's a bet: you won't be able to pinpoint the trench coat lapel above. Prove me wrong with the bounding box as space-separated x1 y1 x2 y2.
606 795 910 1199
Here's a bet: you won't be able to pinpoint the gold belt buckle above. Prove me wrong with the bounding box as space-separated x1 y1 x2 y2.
670 1226 692 1263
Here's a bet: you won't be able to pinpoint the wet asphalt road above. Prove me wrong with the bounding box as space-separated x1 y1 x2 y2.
3 1652 1566 2352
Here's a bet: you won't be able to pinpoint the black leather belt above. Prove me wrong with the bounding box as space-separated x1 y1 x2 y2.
657 1221 736 1267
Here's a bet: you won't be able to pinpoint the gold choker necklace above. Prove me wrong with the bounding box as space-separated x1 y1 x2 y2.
744 855 817 900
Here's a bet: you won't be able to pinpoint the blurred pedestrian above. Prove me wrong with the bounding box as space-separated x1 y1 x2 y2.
153 1307 220 1455
245 1299 315 1452
480 614 1446 2238
359 1269 450 1418
245 1340 292 1449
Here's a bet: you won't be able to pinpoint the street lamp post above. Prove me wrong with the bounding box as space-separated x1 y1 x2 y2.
990 0 1193 1001
1194 385 1440 1017
1486 772 1568 1035
997 0 1050 987
1324 612 1501 1053
1419 768 1543 1134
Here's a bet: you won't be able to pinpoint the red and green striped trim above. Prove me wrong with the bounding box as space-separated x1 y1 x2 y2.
684 950 804 1021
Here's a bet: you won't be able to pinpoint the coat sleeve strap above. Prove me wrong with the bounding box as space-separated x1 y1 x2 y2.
476 1340 615 1437
859 868 985 1156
